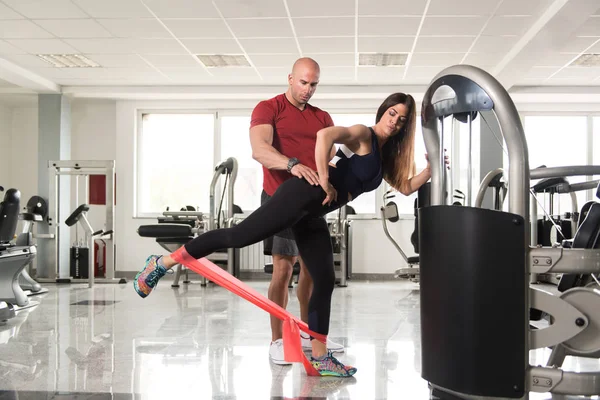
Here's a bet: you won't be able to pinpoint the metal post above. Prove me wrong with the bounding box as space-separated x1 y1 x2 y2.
339 206 348 287
468 112 473 207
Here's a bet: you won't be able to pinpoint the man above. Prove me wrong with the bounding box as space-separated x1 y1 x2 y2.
249 57 344 365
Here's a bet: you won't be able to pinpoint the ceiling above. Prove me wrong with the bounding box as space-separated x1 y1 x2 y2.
0 0 599 94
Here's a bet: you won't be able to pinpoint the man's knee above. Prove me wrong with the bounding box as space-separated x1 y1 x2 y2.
270 254 296 283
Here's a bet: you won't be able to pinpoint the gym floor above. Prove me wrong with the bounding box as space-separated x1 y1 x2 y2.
0 279 597 399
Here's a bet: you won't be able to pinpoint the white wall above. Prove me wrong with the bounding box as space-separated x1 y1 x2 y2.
10 107 38 202
0 105 11 188
70 99 117 236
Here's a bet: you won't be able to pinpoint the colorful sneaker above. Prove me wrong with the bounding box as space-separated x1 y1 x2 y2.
134 255 168 298
311 352 357 377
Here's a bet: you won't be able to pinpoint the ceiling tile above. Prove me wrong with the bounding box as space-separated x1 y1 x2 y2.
428 0 499 15
287 0 354 17
239 38 298 54
97 19 170 38
163 19 231 38
131 39 190 54
212 0 287 18
462 52 506 67
182 38 242 54
83 54 150 68
35 19 113 38
405 65 444 79
319 66 355 81
227 18 292 38
358 36 414 53
575 17 600 37
482 16 533 36
155 67 211 78
409 53 465 66
359 17 420 36
209 66 258 77
533 52 580 67
358 0 427 16
141 54 201 68
587 39 600 53
2 54 56 68
63 38 135 54
256 67 290 79
5 38 78 54
553 67 600 79
521 66 557 79
247 54 300 68
299 37 354 53
469 36 518 53
416 36 475 52
357 66 404 82
293 17 354 37
2 0 88 19
560 36 599 53
0 39 26 54
0 3 23 19
142 0 219 18
421 16 486 36
495 0 554 16
304 53 356 67
0 20 54 39
72 0 152 18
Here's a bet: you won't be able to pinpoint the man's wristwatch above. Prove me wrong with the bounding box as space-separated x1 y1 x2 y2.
287 157 300 173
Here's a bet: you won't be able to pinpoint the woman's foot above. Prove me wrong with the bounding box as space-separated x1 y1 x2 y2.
134 255 169 298
310 351 357 377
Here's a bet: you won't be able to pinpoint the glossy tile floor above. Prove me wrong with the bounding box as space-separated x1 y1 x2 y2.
0 278 598 399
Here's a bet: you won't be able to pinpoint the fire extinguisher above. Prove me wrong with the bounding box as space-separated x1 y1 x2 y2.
94 239 106 277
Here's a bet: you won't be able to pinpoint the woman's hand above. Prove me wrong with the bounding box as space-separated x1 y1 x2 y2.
425 150 450 170
320 180 337 206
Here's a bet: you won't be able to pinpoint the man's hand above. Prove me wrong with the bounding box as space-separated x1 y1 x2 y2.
290 163 320 186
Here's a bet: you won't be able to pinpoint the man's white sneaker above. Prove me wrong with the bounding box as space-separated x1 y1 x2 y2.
300 332 345 353
269 339 291 365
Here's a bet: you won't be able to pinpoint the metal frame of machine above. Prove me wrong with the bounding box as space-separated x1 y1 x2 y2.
421 64 600 399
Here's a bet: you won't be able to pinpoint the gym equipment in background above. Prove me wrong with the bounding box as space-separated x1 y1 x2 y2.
138 157 242 287
0 188 38 309
37 160 121 286
420 64 600 399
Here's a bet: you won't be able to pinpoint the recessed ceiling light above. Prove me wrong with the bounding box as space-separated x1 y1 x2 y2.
570 53 600 67
37 54 101 68
197 54 250 67
359 53 408 66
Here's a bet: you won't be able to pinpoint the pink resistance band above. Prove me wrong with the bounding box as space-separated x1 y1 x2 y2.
171 246 323 376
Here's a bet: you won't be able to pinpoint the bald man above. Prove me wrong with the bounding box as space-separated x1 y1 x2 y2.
250 57 344 365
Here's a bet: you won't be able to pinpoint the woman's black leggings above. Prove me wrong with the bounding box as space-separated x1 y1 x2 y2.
182 177 344 336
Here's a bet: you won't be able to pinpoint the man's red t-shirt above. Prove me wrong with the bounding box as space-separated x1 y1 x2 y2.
250 93 334 196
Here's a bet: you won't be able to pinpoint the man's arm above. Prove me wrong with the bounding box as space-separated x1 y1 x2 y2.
249 123 320 185
250 124 288 170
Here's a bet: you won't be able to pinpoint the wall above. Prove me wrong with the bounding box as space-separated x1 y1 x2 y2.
0 105 11 188
11 107 38 202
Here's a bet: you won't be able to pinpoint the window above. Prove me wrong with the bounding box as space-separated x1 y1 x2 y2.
329 113 378 214
220 115 262 212
594 117 600 165
524 115 588 215
137 113 214 217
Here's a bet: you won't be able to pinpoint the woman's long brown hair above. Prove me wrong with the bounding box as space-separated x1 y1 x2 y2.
377 93 417 192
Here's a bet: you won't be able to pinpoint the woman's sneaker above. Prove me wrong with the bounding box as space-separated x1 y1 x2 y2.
311 352 357 377
134 255 168 298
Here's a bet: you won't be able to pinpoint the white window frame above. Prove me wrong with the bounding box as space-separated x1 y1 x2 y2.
134 108 218 218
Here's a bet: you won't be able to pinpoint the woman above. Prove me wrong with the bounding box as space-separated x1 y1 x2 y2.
133 92 433 377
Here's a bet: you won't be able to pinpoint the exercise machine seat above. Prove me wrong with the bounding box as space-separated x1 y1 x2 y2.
138 224 192 238
0 188 37 307
558 201 600 292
